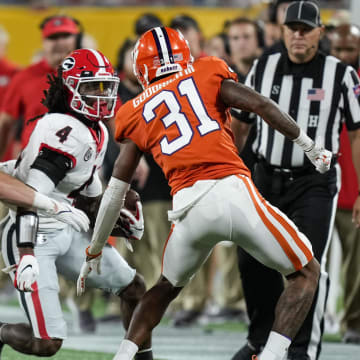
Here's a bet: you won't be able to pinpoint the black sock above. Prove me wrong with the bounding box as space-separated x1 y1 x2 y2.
134 349 153 360
0 322 6 343
0 341 4 353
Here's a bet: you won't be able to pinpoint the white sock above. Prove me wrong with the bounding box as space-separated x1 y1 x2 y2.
113 339 139 360
258 331 291 360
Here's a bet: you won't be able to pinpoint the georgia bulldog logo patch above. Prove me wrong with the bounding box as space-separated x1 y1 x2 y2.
62 57 75 71
84 147 93 161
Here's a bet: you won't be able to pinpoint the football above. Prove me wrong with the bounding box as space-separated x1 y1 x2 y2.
110 189 140 237
124 189 140 214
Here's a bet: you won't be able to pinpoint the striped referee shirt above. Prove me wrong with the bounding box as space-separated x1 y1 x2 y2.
235 50 360 168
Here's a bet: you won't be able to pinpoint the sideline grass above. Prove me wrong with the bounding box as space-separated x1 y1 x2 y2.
3 347 166 360
2 347 114 360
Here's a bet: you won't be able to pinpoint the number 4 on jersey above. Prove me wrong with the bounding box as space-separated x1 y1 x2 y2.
56 126 73 143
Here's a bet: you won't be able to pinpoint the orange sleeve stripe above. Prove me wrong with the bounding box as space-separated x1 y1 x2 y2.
161 223 175 274
238 175 303 270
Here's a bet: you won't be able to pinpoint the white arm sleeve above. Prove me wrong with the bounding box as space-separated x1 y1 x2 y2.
89 177 130 255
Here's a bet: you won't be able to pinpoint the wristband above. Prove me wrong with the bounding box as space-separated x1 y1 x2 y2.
15 211 39 248
293 129 314 152
85 245 102 259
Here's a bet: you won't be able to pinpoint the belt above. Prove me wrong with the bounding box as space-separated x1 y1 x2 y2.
258 160 315 180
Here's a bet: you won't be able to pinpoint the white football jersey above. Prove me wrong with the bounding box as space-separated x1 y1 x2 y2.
12 113 108 231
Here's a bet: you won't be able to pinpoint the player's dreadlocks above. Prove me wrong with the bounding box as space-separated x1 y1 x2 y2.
42 67 70 114
27 68 69 124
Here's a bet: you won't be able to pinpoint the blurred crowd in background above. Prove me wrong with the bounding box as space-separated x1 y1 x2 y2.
0 0 359 347
0 0 351 9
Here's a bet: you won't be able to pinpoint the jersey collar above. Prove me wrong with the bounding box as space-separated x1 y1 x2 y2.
279 51 324 78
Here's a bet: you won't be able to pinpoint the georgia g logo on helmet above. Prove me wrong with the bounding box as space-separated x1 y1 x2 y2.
62 57 75 71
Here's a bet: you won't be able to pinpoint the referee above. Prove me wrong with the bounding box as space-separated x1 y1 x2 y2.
231 2 360 360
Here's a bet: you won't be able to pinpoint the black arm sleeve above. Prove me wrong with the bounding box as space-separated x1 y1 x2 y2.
30 147 73 186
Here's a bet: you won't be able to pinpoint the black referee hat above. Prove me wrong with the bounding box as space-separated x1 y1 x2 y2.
284 1 321 28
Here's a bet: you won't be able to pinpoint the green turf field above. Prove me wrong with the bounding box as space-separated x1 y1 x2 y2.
1 296 359 360
2 348 114 360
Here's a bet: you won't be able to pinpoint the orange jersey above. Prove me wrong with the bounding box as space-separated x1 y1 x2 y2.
115 56 250 195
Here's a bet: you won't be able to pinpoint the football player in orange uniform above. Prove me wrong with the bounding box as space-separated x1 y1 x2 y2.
78 27 332 360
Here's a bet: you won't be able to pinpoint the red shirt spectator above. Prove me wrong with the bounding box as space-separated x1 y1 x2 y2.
338 125 359 210
0 15 81 159
0 57 19 108
2 59 55 149
0 57 20 161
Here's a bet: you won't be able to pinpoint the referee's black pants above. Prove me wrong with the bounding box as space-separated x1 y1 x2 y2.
237 161 340 360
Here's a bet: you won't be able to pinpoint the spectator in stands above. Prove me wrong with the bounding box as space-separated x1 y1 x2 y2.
134 12 162 37
204 32 231 63
169 14 206 59
268 0 292 25
263 0 292 55
0 25 20 162
329 23 360 344
264 21 282 48
227 17 263 82
0 15 81 159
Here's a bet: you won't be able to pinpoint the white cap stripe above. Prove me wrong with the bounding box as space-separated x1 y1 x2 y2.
154 27 170 64
87 48 106 67
298 1 303 18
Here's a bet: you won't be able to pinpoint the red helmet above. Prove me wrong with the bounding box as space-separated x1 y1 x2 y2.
132 26 193 89
61 48 119 121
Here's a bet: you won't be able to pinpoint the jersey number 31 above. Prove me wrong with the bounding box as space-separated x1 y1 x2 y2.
142 77 220 155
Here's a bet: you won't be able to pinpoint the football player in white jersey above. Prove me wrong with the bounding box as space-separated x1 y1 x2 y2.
0 49 152 360
0 166 89 229
0 168 90 292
